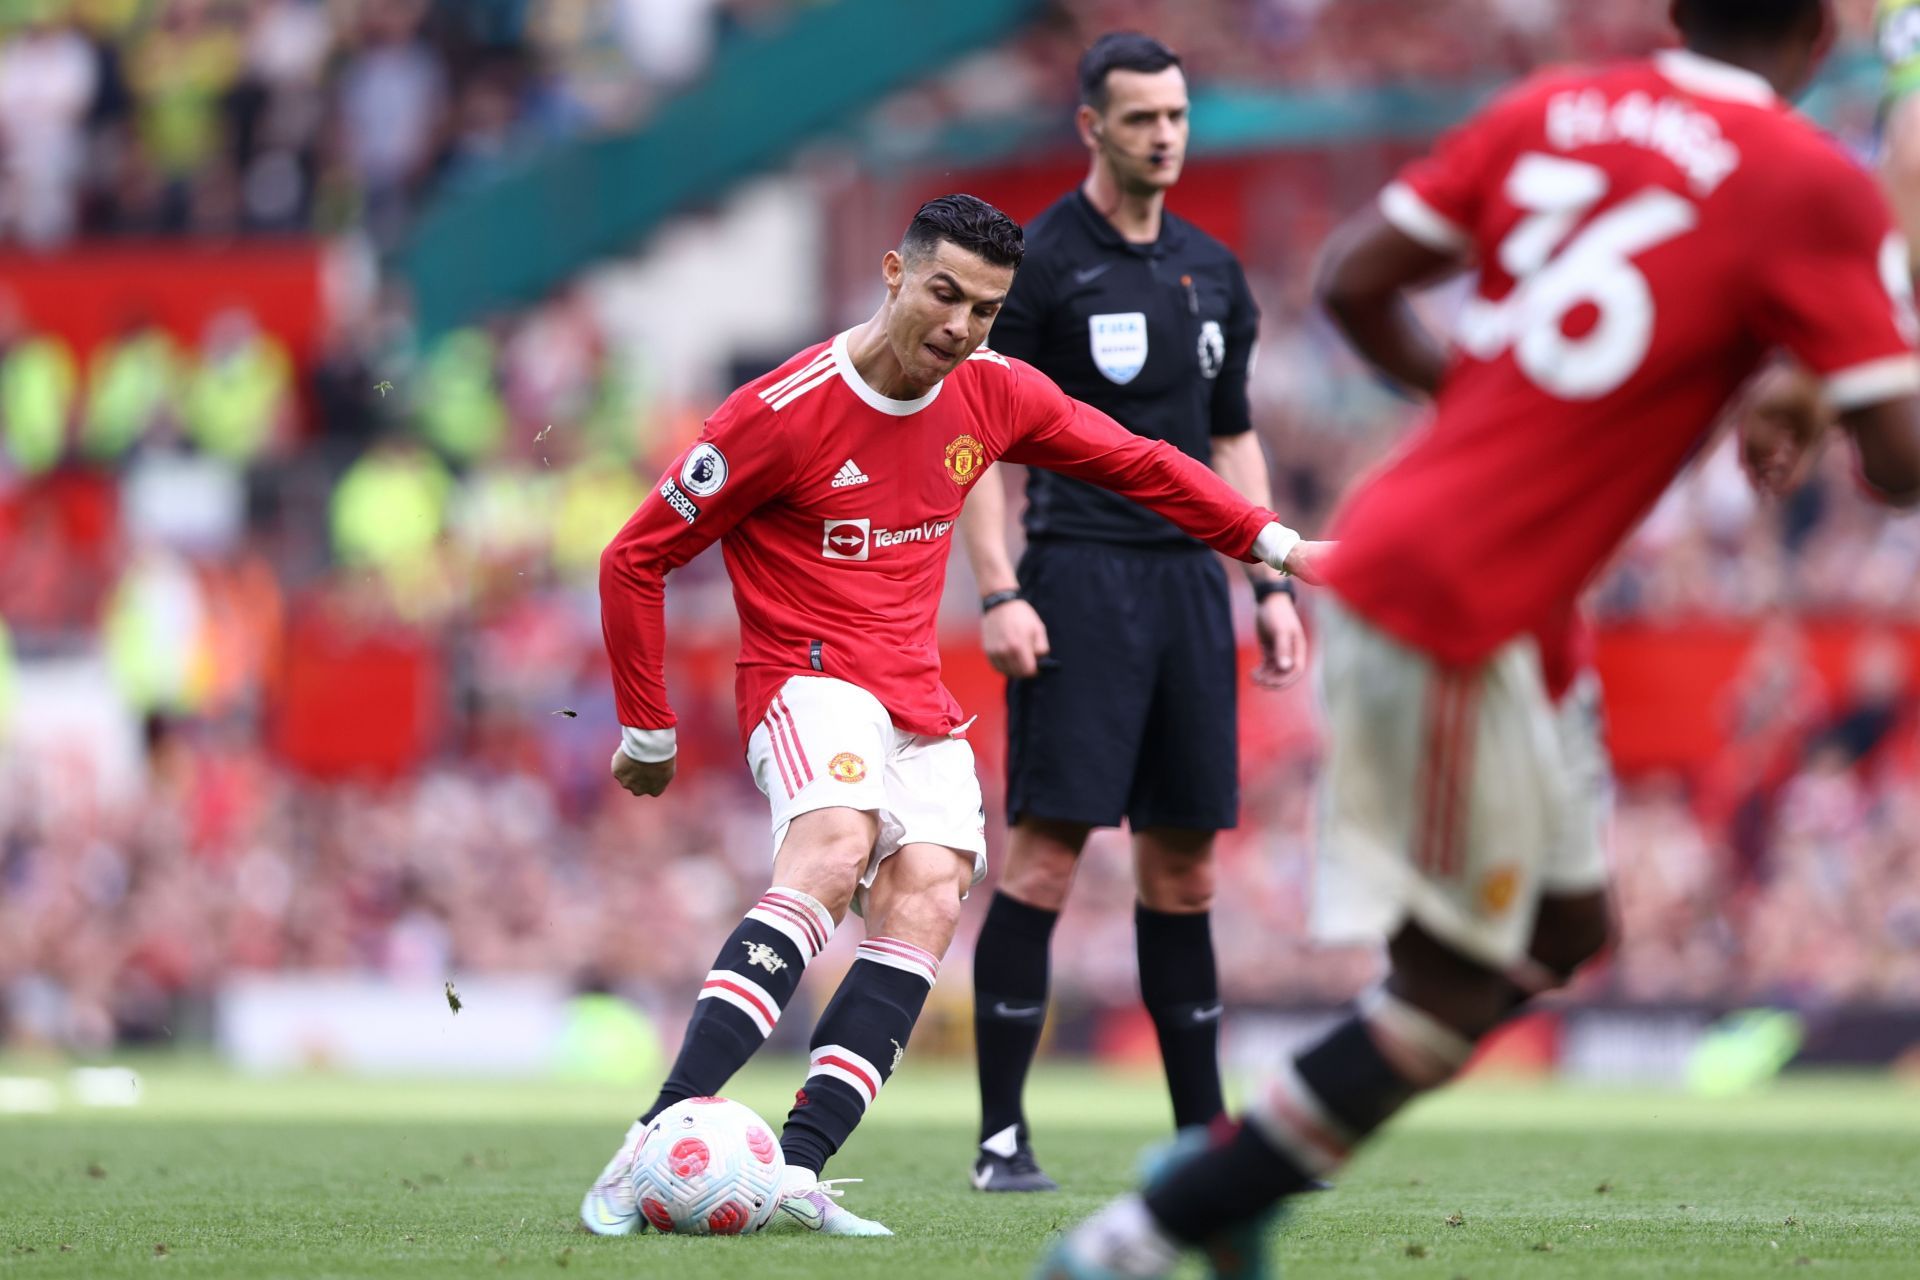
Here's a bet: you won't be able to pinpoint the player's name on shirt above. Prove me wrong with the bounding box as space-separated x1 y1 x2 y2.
1329 51 1918 675
1545 87 1740 194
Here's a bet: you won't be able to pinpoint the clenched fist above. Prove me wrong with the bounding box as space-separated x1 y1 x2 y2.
612 748 676 797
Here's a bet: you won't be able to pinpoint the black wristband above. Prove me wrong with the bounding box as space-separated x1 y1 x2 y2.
981 588 1024 614
1253 578 1296 603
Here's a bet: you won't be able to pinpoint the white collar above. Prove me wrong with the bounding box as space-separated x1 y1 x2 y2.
831 329 943 417
1653 48 1779 108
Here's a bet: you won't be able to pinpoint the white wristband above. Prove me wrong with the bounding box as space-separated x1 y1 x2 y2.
620 725 678 763
1252 521 1302 574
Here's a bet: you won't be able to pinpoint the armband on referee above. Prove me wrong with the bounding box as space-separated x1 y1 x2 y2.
1252 578 1296 604
980 588 1024 614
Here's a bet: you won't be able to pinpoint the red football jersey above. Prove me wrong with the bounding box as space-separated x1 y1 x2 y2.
1327 50 1920 670
601 329 1277 745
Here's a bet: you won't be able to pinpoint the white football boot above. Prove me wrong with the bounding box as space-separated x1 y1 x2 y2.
579 1119 649 1236
769 1167 893 1236
1035 1196 1181 1279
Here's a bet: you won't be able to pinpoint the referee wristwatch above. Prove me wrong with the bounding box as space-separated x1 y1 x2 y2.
1253 578 1296 603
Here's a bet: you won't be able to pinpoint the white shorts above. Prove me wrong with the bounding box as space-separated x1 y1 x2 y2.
746 676 988 909
1313 598 1613 970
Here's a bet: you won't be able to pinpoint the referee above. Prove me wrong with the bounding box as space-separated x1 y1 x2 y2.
963 32 1308 1192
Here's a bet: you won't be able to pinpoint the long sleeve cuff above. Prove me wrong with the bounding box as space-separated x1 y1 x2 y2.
1252 521 1302 573
620 725 678 763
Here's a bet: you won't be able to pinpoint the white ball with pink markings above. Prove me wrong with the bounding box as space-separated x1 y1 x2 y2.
627 1096 786 1235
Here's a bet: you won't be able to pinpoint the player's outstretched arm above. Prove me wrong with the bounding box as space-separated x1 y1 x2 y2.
1313 204 1461 398
957 464 1051 679
1000 369 1329 580
1840 395 1920 506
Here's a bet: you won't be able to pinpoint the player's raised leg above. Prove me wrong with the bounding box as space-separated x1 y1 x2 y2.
1040 603 1611 1275
1042 888 1614 1278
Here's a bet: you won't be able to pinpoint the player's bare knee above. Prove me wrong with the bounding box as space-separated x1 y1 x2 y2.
1528 891 1615 981
889 885 967 954
774 808 879 920
1386 922 1514 1039
869 850 971 952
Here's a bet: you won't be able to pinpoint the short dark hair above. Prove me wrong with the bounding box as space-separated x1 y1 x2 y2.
900 193 1024 270
1674 0 1824 43
1078 31 1181 111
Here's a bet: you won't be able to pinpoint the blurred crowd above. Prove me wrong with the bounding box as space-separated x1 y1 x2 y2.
7 293 1920 1053
895 0 1882 152
4 0 1920 1054
4 0 1885 254
0 0 798 250
7 605 1920 1052
1123 0 1880 89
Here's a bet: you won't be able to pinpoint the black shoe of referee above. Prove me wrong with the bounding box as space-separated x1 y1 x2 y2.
970 1128 1059 1192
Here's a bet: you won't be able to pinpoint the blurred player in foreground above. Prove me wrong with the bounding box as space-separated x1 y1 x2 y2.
1043 0 1920 1274
963 32 1306 1194
586 194 1328 1239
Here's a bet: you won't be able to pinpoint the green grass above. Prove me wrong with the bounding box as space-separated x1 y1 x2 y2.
3 1059 1919 1278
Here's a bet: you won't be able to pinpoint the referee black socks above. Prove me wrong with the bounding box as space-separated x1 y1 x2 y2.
1136 903 1226 1129
972 891 1059 1147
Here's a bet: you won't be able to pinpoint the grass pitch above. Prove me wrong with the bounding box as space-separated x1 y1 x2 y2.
3 1059 1918 1278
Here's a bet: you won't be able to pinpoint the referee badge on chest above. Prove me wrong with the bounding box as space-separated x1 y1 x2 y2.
1088 311 1148 385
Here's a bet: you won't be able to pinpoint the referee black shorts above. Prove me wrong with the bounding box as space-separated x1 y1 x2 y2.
1005 539 1239 834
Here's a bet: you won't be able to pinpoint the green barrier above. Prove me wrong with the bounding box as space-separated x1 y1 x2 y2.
400 0 1041 338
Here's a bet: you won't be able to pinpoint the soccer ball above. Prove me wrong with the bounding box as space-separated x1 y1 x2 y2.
628 1097 786 1235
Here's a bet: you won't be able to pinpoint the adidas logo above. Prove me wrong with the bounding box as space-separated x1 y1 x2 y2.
831 459 870 488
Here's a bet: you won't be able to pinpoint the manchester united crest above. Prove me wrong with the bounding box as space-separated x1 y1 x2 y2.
944 435 986 486
1479 865 1520 916
743 941 787 974
828 752 867 783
